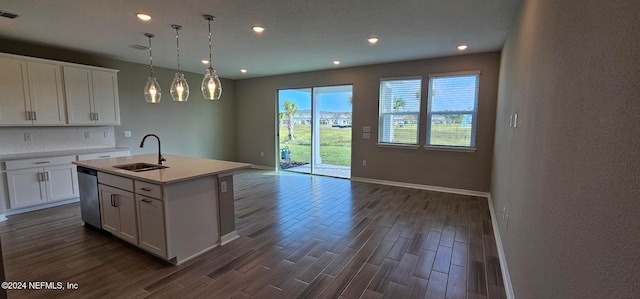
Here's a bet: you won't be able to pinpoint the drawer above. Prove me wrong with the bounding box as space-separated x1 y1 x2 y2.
5 155 76 170
77 150 130 161
135 180 162 199
98 172 133 192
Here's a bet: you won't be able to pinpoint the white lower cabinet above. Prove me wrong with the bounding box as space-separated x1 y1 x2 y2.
5 155 79 209
136 195 166 258
99 184 138 245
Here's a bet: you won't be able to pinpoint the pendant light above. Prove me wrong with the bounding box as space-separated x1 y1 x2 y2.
170 24 189 102
201 15 222 100
143 33 161 103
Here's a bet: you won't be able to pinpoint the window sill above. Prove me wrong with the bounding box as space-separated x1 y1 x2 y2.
424 145 476 153
376 143 421 149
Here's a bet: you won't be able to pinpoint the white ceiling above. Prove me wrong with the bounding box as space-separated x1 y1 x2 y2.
0 0 521 80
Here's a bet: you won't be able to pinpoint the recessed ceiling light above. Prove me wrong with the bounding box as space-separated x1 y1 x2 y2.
240 69 247 73
201 60 209 64
333 60 341 65
252 26 265 33
368 37 379 44
136 13 152 21
458 44 468 50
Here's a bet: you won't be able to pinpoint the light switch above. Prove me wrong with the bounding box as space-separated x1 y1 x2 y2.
363 126 371 133
124 131 132 138
220 181 227 193
363 133 371 139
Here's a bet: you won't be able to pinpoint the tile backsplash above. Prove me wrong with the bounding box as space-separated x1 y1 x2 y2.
0 127 115 155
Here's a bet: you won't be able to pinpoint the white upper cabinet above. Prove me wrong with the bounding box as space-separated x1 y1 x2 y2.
0 52 119 126
64 66 120 125
0 58 66 125
27 62 66 125
0 58 30 125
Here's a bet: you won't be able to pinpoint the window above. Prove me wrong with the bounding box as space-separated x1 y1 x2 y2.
427 72 480 149
378 77 422 145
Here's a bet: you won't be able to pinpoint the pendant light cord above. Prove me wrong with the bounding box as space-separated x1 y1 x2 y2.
148 35 154 77
208 19 213 69
173 25 182 72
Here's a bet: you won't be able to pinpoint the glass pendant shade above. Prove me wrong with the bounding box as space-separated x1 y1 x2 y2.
144 77 162 103
201 68 222 100
143 33 160 104
170 72 189 102
202 15 222 100
170 24 189 102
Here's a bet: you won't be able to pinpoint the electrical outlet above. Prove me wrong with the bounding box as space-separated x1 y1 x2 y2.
124 131 132 138
260 152 264 157
363 133 371 139
104 131 110 138
84 132 91 139
363 126 371 133
220 181 227 193
362 160 367 166
24 133 31 142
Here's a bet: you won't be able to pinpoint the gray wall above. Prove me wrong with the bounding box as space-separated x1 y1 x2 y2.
491 0 640 298
236 53 500 192
0 39 236 161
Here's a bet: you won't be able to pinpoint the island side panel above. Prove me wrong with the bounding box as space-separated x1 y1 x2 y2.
164 175 219 264
218 174 238 244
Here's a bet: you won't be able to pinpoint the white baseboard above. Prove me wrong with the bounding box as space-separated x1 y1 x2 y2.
220 231 240 246
351 177 490 197
4 198 80 216
0 213 7 222
251 165 276 171
487 194 515 299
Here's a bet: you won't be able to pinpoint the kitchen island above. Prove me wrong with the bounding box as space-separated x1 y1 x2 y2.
73 154 251 265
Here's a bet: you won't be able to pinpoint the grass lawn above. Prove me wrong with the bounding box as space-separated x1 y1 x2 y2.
278 123 471 168
280 125 351 166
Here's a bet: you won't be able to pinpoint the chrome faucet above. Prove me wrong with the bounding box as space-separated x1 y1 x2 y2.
140 134 166 165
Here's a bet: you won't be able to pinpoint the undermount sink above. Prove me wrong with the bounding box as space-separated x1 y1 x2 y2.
113 163 168 172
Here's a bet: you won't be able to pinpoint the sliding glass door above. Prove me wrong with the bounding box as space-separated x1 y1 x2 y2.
278 85 352 178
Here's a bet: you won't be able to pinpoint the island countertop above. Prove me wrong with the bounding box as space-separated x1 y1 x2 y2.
72 154 252 184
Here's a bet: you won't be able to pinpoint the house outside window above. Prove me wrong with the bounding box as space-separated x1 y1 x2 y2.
426 71 480 149
378 77 422 145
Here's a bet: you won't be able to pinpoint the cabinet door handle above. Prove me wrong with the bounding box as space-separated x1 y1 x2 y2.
110 194 115 207
34 161 50 164
141 199 152 203
99 155 110 158
37 172 42 182
32 111 37 120
26 111 32 120
95 113 99 121
113 194 117 207
141 187 152 192
44 172 49 181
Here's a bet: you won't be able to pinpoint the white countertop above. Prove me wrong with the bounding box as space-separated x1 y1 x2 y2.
0 147 130 161
73 154 252 184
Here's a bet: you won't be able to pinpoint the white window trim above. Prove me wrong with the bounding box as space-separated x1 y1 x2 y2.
424 145 477 153
377 143 421 149
378 76 423 146
426 72 480 150
428 70 481 78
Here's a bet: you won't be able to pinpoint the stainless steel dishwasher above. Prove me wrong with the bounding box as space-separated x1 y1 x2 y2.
77 166 101 229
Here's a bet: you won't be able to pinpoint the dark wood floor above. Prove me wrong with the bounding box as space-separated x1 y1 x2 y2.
0 170 506 298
